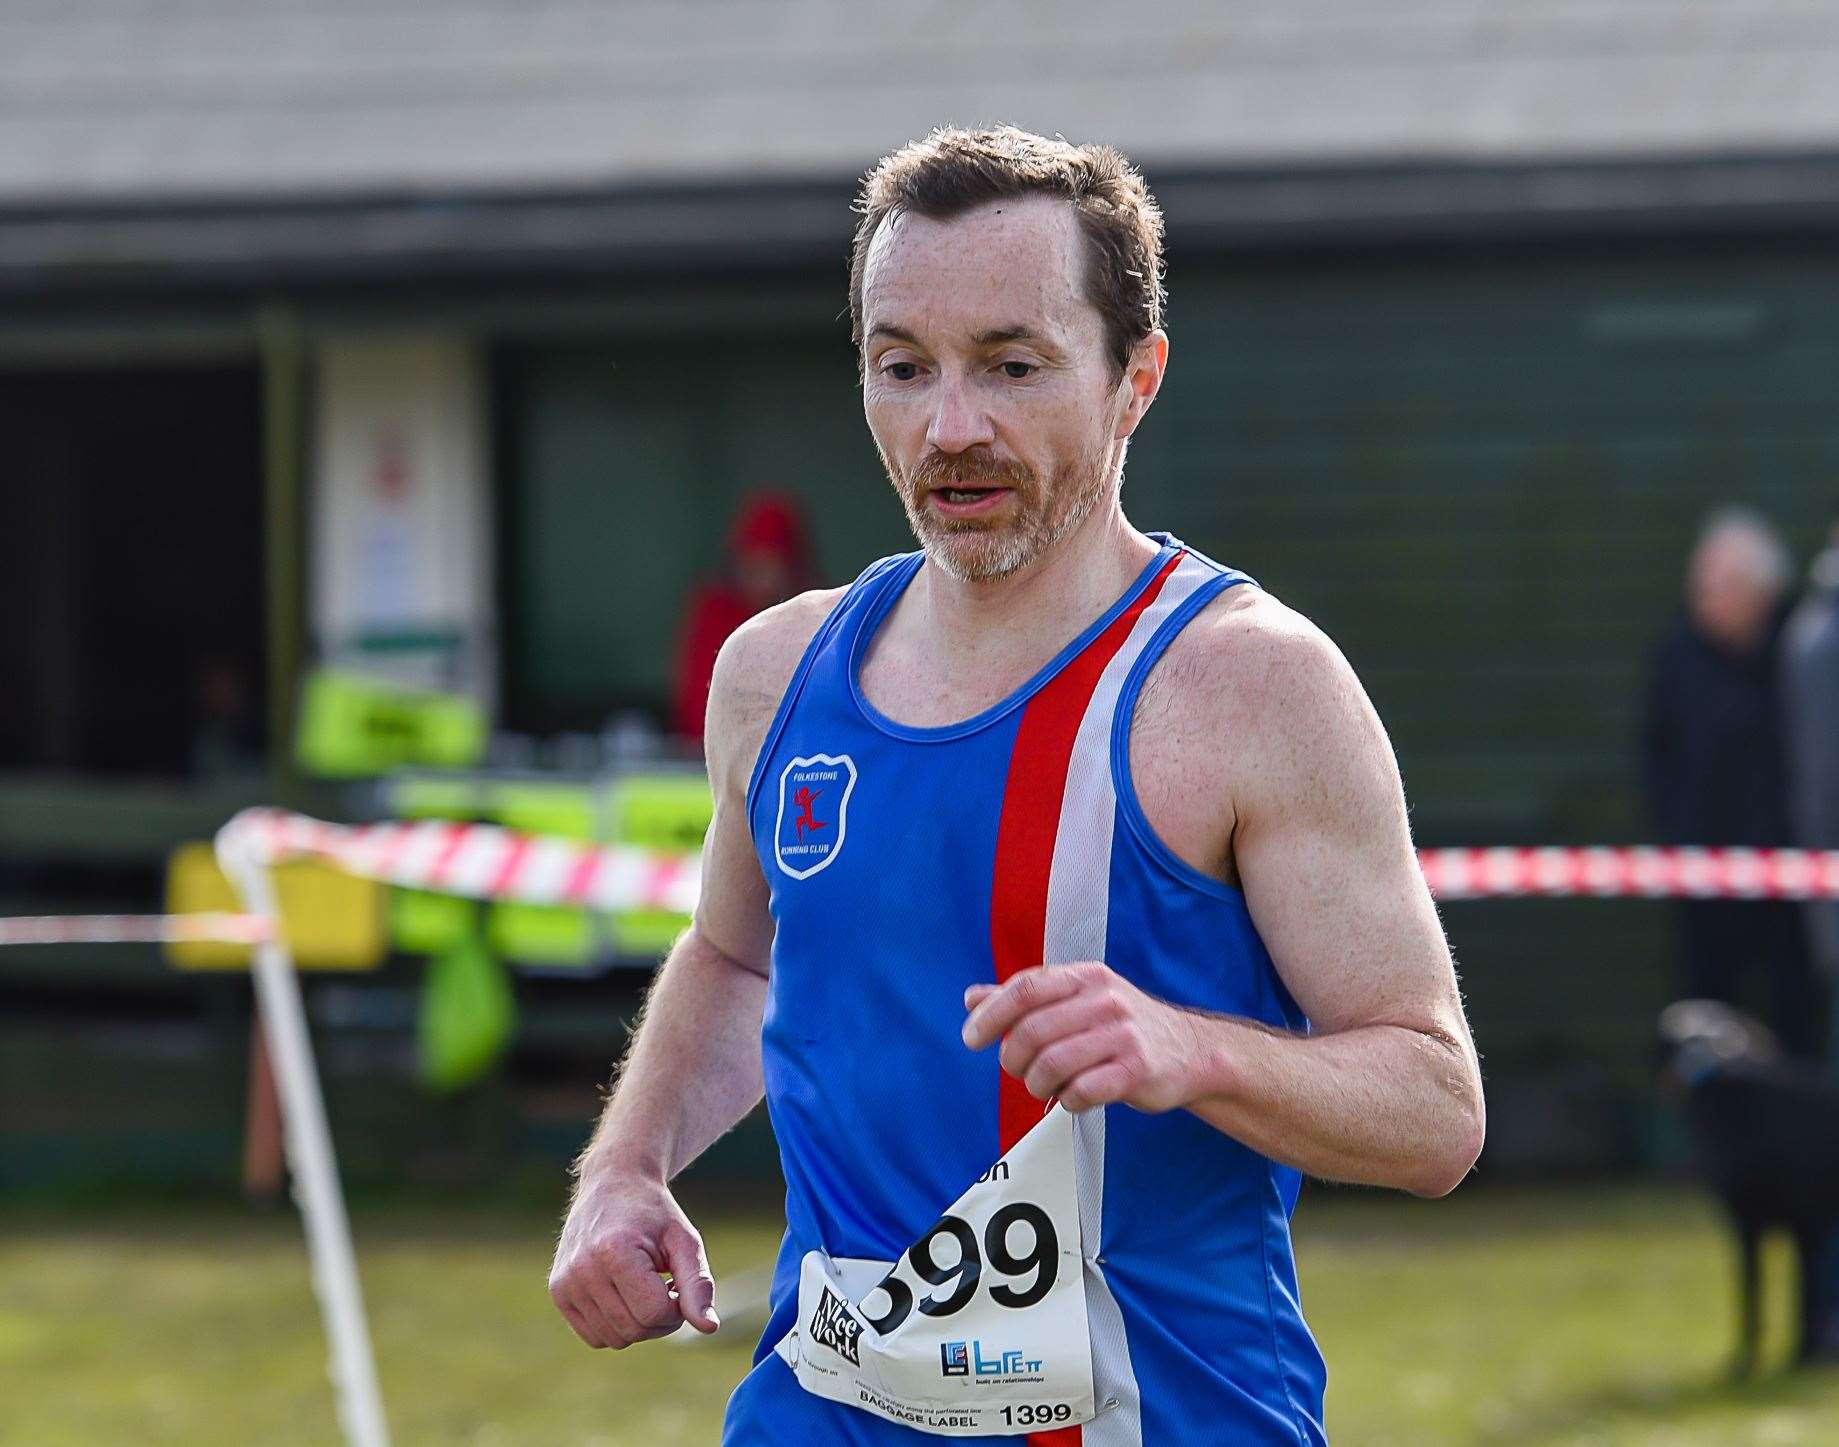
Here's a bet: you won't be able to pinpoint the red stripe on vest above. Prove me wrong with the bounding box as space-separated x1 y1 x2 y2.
990 551 1181 1147
986 551 1183 1447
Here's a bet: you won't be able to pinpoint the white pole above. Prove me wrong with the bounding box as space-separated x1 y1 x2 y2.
217 818 391 1447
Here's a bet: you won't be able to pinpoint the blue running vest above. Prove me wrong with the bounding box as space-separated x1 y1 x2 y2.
724 534 1328 1445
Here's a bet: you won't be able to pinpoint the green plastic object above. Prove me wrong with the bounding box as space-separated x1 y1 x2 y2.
418 933 517 1093
296 669 488 779
493 781 596 840
486 900 596 968
610 773 713 856
391 888 475 955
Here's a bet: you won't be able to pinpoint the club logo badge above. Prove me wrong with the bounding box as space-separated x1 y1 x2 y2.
774 753 857 879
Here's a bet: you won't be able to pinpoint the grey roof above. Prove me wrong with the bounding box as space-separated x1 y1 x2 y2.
10 1 1839 301
10 0 1839 204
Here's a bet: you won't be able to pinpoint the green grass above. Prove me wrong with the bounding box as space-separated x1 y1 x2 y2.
2 1184 1836 1444
1299 1187 1836 1445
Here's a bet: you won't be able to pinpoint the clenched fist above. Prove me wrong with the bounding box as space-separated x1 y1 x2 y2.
549 1171 719 1349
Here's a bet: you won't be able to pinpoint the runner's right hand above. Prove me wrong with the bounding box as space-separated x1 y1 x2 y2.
549 1170 719 1348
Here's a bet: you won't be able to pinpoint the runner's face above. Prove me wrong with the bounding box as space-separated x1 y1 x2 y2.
859 197 1129 581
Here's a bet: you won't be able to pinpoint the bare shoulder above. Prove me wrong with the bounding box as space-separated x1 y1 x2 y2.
704 586 848 792
1168 585 1368 730
1131 584 1398 882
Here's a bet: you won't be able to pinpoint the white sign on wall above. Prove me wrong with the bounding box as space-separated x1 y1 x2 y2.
310 334 494 701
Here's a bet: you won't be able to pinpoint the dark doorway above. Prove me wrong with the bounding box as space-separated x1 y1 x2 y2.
0 363 266 776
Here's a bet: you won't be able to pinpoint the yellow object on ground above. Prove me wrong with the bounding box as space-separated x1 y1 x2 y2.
164 841 387 971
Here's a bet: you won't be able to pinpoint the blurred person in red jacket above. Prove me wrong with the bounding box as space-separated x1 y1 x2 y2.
672 493 816 743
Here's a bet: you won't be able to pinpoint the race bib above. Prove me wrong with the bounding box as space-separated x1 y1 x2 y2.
772 1104 1096 1436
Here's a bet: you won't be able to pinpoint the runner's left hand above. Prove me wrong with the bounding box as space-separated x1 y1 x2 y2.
962 963 1202 1114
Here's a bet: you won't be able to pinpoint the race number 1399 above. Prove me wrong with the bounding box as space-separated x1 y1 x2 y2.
1001 1403 1077 1428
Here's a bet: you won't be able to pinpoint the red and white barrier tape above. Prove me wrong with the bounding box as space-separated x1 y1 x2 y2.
11 826 1839 953
0 810 701 951
230 815 1839 907
0 912 269 947
222 808 701 915
1419 845 1839 901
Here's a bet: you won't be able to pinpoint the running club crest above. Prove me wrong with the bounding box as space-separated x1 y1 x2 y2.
774 753 857 880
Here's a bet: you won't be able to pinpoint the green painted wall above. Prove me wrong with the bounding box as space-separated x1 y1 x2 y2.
505 250 1839 841
1134 253 1839 843
498 334 901 728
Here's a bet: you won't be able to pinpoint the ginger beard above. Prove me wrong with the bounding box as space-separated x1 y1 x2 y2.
882 437 1119 583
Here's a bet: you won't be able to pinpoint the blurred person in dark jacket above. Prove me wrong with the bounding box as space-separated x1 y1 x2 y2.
672 493 816 744
1784 523 1839 1062
1644 508 1824 1056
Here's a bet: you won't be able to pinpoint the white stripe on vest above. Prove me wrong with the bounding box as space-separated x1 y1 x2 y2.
1040 551 1222 1445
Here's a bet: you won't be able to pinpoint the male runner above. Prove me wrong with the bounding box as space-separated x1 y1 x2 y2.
550 126 1485 1445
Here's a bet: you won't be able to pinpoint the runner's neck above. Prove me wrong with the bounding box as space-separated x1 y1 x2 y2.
909 505 1159 667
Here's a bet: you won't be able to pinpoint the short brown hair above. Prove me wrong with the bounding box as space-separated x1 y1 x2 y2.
849 126 1166 375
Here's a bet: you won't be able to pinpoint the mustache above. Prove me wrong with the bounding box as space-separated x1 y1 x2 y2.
908 451 1034 492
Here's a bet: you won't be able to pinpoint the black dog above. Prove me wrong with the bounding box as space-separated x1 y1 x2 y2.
1659 999 1839 1372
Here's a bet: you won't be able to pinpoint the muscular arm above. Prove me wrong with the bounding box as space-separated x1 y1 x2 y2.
966 603 1484 1199
569 650 778 1185
550 589 840 1348
572 931 767 1183
1185 609 1483 1196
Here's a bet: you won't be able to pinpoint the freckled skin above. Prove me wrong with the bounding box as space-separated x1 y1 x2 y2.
854 194 1167 722
859 198 1144 581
